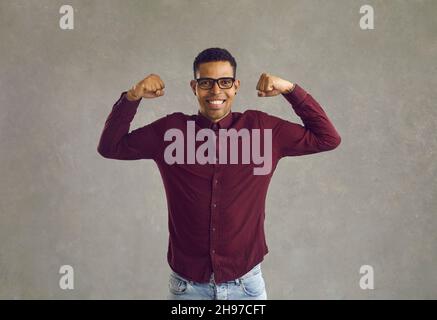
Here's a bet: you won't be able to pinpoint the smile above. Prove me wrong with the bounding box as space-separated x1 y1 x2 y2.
206 100 226 105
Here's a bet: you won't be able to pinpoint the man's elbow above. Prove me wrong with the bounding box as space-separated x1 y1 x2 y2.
97 145 112 158
321 135 342 151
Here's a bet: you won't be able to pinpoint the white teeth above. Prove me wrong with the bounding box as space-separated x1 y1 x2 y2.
208 100 225 105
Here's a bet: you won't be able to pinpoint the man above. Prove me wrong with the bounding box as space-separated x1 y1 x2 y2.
97 48 341 300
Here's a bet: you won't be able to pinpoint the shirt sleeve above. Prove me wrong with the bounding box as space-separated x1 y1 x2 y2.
259 84 341 158
97 92 167 160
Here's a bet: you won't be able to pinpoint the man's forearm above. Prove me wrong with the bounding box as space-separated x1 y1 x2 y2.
97 92 141 158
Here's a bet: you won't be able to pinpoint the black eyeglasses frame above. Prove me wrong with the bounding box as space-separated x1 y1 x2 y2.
195 77 236 89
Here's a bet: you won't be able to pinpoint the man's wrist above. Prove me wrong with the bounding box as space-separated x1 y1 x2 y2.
282 82 296 94
126 89 141 101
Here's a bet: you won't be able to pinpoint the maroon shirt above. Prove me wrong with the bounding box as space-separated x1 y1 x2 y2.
97 84 341 283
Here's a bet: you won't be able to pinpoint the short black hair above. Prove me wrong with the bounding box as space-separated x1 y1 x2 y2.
193 47 237 79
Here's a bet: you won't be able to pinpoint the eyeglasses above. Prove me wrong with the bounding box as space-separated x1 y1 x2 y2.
195 77 235 90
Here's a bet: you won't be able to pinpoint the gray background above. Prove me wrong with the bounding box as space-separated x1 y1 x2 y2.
0 0 436 299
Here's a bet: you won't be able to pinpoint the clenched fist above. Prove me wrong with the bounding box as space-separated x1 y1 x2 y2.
256 73 295 97
126 74 165 101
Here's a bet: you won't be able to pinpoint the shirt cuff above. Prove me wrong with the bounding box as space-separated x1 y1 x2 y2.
281 84 308 107
120 91 142 105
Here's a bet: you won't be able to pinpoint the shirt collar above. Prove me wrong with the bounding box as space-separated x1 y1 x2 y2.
196 110 233 130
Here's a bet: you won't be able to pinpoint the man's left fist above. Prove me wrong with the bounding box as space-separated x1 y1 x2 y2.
256 73 294 97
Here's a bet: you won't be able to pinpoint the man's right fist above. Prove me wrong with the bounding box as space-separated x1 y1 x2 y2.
126 74 165 101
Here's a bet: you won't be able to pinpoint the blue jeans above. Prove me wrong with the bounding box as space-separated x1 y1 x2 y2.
167 263 267 300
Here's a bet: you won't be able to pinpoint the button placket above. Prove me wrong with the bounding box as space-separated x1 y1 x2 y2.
214 128 220 166
210 128 222 267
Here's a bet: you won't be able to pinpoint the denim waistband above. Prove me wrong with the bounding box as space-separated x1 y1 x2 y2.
172 263 262 286
209 263 261 285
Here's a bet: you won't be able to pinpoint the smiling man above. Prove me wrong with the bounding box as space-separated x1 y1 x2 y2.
97 47 341 300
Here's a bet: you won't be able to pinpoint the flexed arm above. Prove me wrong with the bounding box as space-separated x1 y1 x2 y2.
256 73 341 157
97 74 167 160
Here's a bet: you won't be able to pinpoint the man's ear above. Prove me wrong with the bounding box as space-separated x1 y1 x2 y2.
190 80 197 96
235 79 241 92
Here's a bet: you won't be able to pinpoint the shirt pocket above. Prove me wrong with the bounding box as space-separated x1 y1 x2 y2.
240 271 265 297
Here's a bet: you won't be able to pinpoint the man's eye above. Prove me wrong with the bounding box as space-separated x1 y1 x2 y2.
199 81 210 86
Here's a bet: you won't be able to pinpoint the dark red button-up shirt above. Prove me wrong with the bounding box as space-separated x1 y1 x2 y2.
97 84 341 283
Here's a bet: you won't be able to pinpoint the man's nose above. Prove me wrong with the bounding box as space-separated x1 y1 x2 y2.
211 82 222 94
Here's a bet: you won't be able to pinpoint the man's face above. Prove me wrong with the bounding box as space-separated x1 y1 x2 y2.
190 61 240 123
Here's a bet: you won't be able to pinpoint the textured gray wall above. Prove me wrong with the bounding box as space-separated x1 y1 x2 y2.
0 0 436 299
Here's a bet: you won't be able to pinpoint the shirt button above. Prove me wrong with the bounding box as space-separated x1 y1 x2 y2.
212 203 217 208
212 249 215 254
212 227 216 232
215 179 218 184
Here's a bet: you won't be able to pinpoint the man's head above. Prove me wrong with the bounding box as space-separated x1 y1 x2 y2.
190 48 240 123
